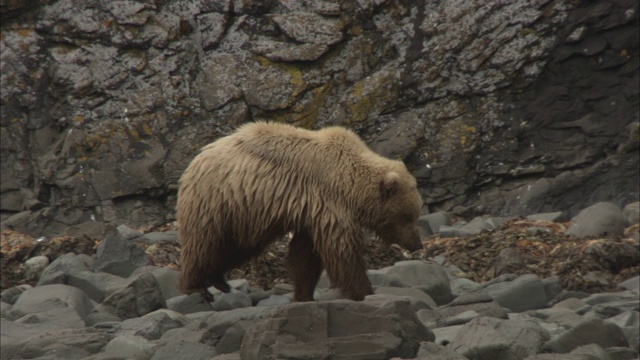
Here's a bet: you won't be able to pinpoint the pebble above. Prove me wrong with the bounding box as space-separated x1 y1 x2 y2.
24 256 50 282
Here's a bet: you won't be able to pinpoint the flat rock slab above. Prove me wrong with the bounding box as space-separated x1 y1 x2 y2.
544 317 629 353
151 339 217 360
485 274 548 312
239 299 433 359
380 260 453 305
1 325 111 359
7 284 94 320
449 316 550 360
114 309 189 340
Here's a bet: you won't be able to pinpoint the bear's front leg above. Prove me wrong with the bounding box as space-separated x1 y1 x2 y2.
320 233 374 301
332 265 374 301
287 230 324 302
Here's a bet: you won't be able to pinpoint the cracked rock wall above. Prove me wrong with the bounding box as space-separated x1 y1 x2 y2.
1 0 638 237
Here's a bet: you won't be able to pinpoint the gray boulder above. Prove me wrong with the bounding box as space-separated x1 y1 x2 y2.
526 212 566 222
114 309 190 340
417 299 508 330
316 268 391 290
167 293 214 314
1 326 111 359
566 202 626 238
582 291 639 306
544 317 629 353
525 344 611 360
0 308 89 358
239 299 433 359
485 274 549 312
449 316 550 360
0 302 11 318
542 276 563 304
1 284 33 304
380 260 453 305
151 339 217 360
541 310 585 330
37 253 94 286
440 216 511 237
7 284 94 320
64 270 128 303
605 311 640 351
131 266 182 301
248 289 274 305
211 291 253 311
14 306 85 329
623 202 640 225
94 272 166 319
186 306 276 335
418 211 452 236
216 320 255 354
94 233 152 277
103 335 156 360
552 297 592 314
450 277 484 296
417 342 468 359
36 253 127 303
256 294 292 307
618 276 640 292
373 287 437 309
116 224 144 240
432 324 464 346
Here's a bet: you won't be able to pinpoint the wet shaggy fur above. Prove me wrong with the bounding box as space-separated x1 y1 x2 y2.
177 122 423 301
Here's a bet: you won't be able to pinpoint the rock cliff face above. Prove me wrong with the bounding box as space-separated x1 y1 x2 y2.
1 0 638 237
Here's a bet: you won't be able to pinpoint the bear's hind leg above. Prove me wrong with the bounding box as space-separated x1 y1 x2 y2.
211 274 231 293
287 230 323 302
208 238 269 294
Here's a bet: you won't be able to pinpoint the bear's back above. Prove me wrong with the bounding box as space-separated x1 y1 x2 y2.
201 122 360 169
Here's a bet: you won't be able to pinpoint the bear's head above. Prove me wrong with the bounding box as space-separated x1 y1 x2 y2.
374 171 423 252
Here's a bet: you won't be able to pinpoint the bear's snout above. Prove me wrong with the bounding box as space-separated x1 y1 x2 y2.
402 229 423 252
380 226 423 252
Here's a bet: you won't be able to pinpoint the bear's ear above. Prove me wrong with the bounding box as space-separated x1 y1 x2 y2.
380 171 400 199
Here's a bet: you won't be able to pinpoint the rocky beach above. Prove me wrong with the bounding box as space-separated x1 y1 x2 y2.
1 0 639 359
1 201 638 359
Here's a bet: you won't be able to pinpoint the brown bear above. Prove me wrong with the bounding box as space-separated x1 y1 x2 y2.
177 122 423 301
